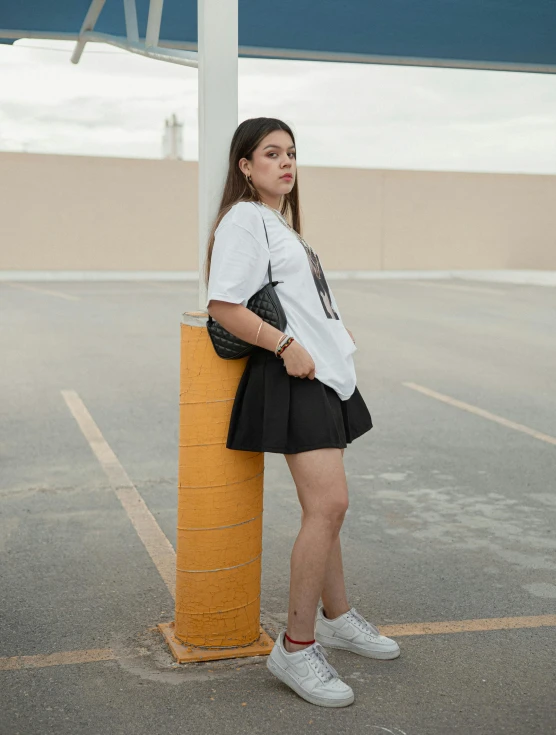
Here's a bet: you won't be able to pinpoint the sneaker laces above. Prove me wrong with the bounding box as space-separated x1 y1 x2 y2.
347 609 381 637
304 643 339 683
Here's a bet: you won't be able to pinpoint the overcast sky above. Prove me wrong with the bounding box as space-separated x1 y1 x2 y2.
1 39 555 174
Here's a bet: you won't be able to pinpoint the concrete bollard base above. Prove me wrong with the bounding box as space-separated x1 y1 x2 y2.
158 621 274 663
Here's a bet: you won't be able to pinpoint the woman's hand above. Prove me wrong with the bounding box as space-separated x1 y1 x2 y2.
281 341 316 379
346 328 356 344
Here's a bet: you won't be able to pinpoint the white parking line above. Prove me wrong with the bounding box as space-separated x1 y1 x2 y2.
61 389 176 598
410 282 505 296
403 382 556 447
4 282 80 301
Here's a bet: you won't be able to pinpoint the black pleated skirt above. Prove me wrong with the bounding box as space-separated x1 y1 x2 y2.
226 349 373 454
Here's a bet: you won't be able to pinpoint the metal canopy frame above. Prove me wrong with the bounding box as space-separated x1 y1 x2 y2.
2 0 556 75
70 0 198 68
3 0 555 75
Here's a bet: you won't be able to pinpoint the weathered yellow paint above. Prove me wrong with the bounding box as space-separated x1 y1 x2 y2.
171 314 271 657
177 473 263 529
0 649 117 671
158 621 273 663
379 614 556 637
3 615 555 671
177 516 263 570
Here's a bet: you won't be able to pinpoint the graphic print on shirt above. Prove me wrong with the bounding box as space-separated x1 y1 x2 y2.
306 251 339 320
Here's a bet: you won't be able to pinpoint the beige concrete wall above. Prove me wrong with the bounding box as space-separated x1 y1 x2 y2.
1 151 555 272
0 153 195 271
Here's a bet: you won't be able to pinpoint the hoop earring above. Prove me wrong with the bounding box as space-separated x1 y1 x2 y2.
244 173 258 198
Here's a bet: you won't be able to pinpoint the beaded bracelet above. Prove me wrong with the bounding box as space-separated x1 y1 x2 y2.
275 334 286 355
275 334 289 355
276 336 294 358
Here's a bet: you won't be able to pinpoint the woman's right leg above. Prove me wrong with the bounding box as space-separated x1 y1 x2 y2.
283 447 348 653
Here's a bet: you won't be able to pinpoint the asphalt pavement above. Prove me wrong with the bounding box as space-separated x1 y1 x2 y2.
1 277 555 735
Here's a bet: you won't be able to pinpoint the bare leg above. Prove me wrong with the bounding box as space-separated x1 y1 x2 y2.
294 519 350 621
300 449 350 621
320 448 350 619
283 448 348 653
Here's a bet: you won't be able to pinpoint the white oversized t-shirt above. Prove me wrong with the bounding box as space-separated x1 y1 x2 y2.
206 201 357 400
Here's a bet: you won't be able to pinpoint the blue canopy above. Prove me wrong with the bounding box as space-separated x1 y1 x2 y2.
1 0 555 73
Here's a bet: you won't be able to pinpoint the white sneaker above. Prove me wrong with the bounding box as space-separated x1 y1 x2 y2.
267 631 354 708
315 606 400 660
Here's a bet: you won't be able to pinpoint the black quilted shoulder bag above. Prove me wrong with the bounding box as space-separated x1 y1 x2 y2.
207 207 287 360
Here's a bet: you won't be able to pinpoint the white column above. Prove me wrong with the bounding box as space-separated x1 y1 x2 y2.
197 0 238 310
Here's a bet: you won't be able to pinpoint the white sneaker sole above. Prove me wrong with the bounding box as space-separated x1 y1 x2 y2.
315 633 401 660
266 656 354 708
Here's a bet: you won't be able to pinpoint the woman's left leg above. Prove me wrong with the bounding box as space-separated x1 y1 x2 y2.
302 449 351 618
314 454 401 660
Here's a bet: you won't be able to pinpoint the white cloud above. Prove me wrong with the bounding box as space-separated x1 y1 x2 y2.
0 39 555 173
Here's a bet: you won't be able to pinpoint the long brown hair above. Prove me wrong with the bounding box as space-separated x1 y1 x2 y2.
204 117 301 285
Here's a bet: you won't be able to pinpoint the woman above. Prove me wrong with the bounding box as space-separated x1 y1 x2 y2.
206 118 399 708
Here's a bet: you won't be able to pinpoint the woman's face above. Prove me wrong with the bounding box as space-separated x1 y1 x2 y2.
239 130 296 204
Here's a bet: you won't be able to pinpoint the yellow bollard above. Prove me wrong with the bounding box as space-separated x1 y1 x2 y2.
159 313 274 663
